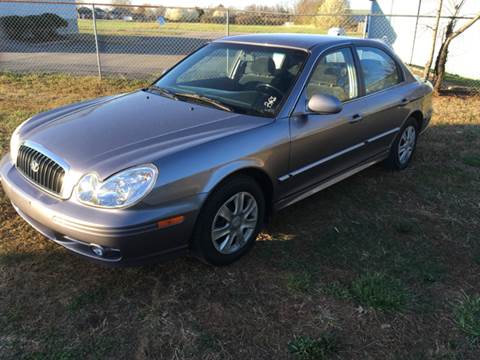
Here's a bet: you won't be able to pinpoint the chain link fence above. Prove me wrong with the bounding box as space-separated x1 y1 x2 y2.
0 0 478 92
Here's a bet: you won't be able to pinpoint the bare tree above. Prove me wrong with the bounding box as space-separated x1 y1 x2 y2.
431 1 480 93
423 0 443 80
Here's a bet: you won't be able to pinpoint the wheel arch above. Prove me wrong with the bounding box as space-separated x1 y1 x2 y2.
201 163 275 222
406 109 424 130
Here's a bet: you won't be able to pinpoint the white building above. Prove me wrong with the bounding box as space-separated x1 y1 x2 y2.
367 0 480 80
0 0 78 35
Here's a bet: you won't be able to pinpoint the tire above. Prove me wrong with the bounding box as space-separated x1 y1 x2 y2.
384 117 419 170
192 175 265 266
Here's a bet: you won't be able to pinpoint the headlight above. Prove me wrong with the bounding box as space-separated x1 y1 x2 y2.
75 165 158 209
10 120 27 163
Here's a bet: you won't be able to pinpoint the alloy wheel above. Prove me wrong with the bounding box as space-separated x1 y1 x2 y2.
211 191 259 255
398 125 416 165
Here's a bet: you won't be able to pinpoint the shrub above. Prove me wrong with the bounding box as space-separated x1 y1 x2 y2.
199 15 226 24
164 8 200 22
0 13 67 42
234 13 288 26
199 6 229 24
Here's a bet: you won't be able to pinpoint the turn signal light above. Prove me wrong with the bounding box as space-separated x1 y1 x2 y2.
157 215 185 229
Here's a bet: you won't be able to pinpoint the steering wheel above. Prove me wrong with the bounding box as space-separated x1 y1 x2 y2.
255 83 285 98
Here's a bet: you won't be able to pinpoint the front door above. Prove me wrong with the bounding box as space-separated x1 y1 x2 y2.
287 47 368 195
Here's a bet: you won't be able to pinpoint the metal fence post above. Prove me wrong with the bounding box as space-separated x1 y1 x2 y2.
363 14 370 39
226 9 230 36
409 0 423 65
92 4 102 79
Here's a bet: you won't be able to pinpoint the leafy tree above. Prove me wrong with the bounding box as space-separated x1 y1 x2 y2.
316 0 350 29
294 0 324 24
296 0 324 15
134 5 146 16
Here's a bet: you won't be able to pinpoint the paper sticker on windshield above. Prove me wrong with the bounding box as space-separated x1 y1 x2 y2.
264 96 277 110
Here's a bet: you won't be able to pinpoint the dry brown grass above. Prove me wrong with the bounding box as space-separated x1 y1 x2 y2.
0 73 479 359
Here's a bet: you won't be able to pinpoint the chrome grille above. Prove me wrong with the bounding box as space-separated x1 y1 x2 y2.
16 145 65 195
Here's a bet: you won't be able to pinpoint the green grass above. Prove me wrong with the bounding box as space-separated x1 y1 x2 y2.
462 155 480 168
67 287 107 313
322 281 351 300
350 272 409 312
444 73 480 89
0 72 480 358
0 252 33 265
78 18 361 36
322 272 413 312
288 334 338 360
196 332 222 353
286 271 316 294
409 64 480 91
454 293 480 339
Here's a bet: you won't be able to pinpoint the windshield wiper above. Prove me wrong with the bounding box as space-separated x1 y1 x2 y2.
145 86 179 100
174 92 233 112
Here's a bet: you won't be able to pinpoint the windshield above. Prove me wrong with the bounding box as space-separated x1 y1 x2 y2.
153 43 308 117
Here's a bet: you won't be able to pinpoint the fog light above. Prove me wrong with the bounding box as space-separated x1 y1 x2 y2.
90 244 105 257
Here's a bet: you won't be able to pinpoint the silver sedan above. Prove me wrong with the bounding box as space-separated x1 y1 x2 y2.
0 34 433 266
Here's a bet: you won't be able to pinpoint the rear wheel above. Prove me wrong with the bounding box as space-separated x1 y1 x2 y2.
384 117 418 170
192 176 265 266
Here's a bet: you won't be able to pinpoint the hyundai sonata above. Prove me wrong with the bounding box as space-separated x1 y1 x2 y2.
0 34 433 266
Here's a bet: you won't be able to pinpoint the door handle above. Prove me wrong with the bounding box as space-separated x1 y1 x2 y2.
398 98 410 106
349 114 363 123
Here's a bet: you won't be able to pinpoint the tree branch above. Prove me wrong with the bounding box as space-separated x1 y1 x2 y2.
450 12 480 40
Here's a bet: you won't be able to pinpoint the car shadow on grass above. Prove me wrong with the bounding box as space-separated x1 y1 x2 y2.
1 123 480 358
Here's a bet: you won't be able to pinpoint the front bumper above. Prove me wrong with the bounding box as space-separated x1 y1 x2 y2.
0 154 206 265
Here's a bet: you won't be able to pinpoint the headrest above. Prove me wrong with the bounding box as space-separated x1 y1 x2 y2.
251 57 275 75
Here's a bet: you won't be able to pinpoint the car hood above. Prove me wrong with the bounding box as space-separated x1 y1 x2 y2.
21 90 272 178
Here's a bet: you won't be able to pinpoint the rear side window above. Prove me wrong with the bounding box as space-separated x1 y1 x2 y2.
356 47 402 95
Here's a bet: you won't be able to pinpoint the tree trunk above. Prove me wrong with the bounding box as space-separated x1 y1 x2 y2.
431 11 480 93
432 38 452 93
424 0 443 81
432 18 454 93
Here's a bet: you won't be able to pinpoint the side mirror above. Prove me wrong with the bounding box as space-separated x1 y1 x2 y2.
307 94 343 114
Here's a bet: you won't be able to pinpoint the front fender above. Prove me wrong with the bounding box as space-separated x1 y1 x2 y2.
201 159 267 194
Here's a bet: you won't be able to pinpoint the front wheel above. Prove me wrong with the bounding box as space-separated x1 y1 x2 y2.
192 176 265 266
384 118 418 170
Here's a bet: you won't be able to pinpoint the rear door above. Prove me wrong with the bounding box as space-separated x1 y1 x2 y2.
351 45 413 157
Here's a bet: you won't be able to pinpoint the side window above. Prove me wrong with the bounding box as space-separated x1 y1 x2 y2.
356 47 402 95
305 48 358 102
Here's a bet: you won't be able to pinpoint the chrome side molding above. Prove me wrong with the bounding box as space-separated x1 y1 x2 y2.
279 127 400 181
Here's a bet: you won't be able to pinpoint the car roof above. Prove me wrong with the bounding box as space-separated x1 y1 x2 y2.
214 33 381 51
